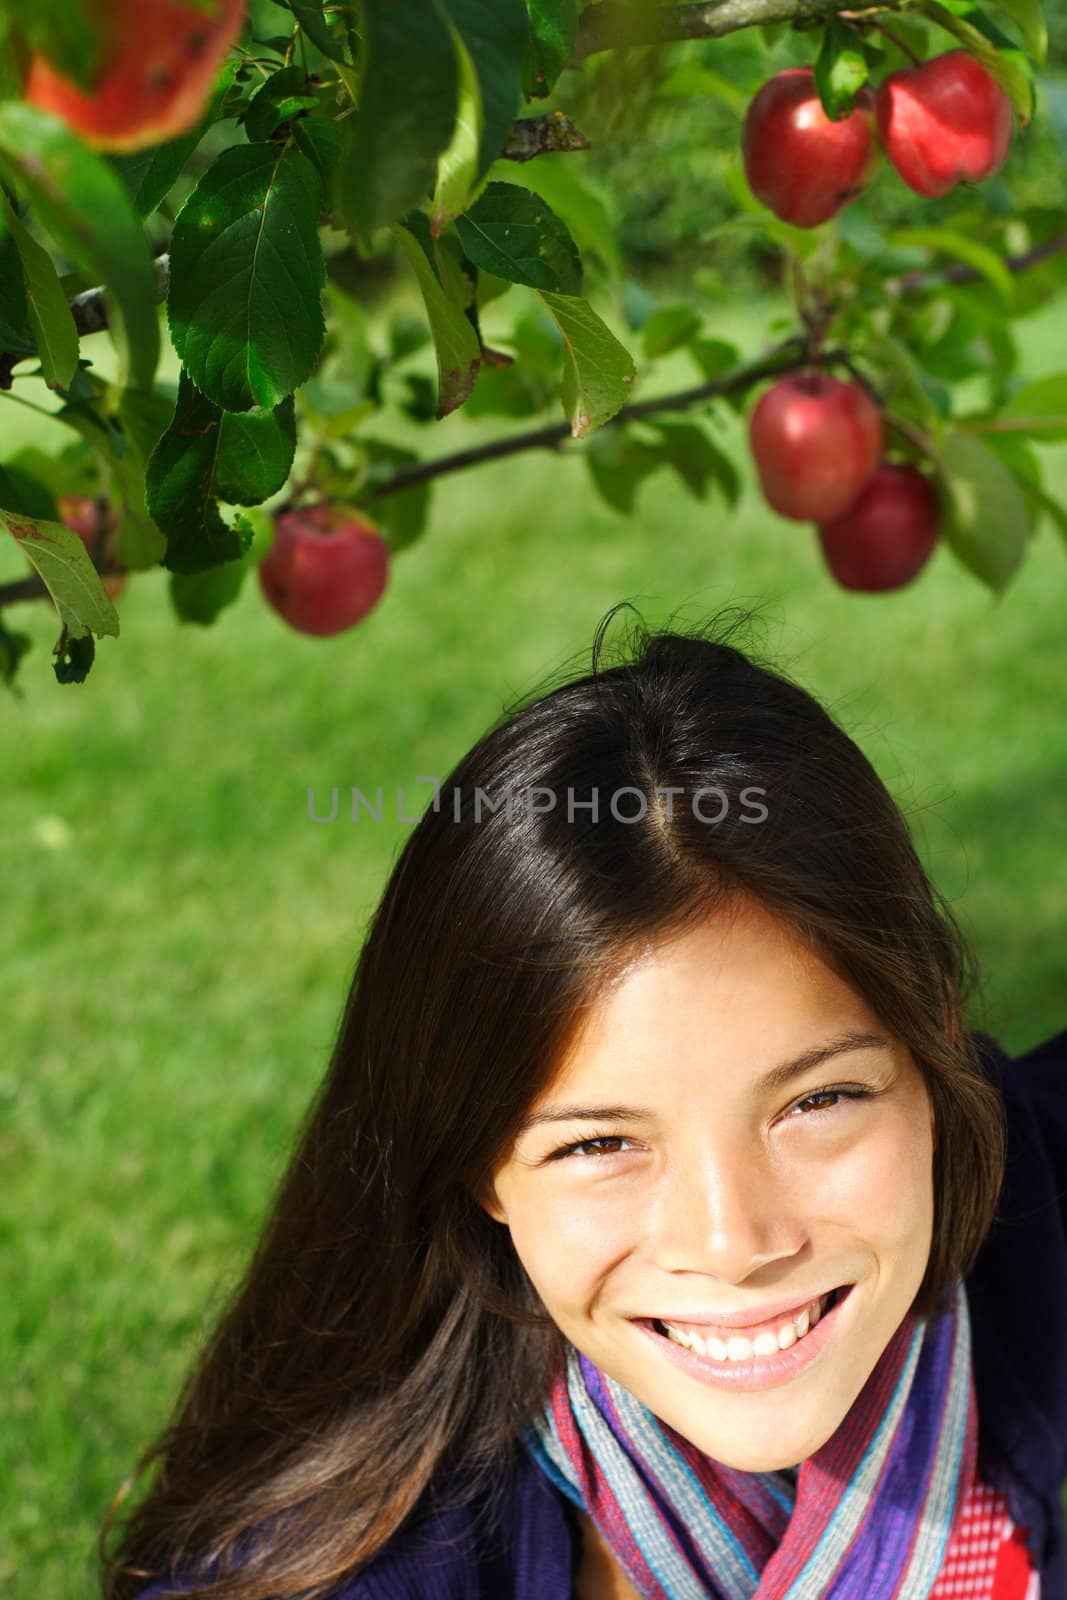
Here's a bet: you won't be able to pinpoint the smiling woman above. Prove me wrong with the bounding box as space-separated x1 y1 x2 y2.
102 605 1067 1600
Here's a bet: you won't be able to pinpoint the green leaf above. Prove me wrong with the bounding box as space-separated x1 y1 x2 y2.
688 337 741 381
4 442 93 508
585 427 661 513
273 0 349 62
913 3 1035 123
0 459 59 520
648 417 741 505
392 214 481 417
455 180 582 294
145 370 292 574
523 0 578 97
243 65 320 143
55 373 170 569
937 430 1031 591
814 18 869 119
984 0 1046 64
438 0 528 179
0 224 34 355
493 155 621 279
359 440 433 552
291 114 347 192
0 103 160 394
335 0 457 238
168 143 326 412
0 200 78 389
538 291 636 438
215 397 297 504
432 29 485 231
169 557 250 626
889 227 1015 306
108 59 239 219
999 375 1067 440
0 505 119 641
110 128 208 218
641 305 701 359
0 610 32 692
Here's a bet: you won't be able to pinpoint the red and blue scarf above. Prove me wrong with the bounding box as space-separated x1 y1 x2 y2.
521 1280 1040 1598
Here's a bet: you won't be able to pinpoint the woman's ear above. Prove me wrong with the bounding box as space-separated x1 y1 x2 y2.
477 1182 507 1226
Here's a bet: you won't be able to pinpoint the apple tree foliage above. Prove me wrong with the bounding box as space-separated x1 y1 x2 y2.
0 0 1064 688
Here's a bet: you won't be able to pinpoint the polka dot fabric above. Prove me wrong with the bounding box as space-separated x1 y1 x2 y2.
930 1478 1041 1600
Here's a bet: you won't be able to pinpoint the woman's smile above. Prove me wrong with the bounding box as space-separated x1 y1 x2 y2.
629 1280 857 1393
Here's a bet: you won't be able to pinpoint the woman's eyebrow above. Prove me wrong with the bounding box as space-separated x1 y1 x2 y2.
516 1030 891 1134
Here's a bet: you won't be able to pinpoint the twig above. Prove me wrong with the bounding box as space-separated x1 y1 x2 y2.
370 337 822 500
884 410 936 455
66 255 171 338
893 231 1067 294
574 0 857 57
854 16 923 63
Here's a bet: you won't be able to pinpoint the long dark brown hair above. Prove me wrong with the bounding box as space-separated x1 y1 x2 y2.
101 604 1008 1600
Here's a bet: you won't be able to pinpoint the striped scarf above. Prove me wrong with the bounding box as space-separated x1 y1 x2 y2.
521 1279 1039 1599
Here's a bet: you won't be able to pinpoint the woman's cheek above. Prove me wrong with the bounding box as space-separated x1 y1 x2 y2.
510 1184 637 1307
795 1111 932 1241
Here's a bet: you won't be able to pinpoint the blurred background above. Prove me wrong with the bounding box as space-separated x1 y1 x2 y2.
2 6 1066 1593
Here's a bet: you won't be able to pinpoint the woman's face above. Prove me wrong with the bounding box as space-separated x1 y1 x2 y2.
481 898 937 1472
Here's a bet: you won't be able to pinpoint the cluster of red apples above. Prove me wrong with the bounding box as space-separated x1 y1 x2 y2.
743 51 1014 225
748 374 940 591
740 49 1013 590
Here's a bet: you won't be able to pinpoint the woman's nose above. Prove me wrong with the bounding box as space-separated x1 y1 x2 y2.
645 1143 806 1280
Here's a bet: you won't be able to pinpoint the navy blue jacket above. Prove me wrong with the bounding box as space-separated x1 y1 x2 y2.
139 1028 1067 1599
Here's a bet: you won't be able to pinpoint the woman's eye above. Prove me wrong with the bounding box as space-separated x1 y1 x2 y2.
789 1087 873 1119
552 1134 633 1160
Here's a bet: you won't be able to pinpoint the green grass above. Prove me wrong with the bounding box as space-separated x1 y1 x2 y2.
2 299 1066 1596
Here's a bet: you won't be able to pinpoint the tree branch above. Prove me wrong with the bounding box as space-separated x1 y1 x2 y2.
574 0 861 57
69 254 170 338
0 338 818 608
374 337 821 498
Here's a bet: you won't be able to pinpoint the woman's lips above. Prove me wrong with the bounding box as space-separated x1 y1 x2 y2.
633 1283 854 1393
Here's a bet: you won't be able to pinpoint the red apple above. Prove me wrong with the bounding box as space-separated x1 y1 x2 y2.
875 51 1013 198
816 463 940 591
749 372 883 522
742 69 879 228
58 494 129 600
25 0 246 153
258 504 389 637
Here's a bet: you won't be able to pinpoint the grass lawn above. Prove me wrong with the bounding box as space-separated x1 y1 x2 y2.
2 297 1065 1596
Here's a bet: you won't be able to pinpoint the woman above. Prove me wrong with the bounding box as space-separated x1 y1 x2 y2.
104 607 1067 1600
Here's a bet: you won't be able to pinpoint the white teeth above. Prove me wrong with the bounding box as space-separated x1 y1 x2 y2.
661 1292 833 1363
